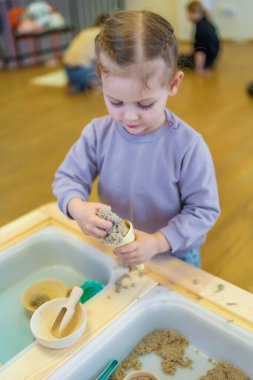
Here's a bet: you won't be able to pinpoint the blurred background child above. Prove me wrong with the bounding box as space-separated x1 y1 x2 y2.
63 13 110 94
179 1 220 76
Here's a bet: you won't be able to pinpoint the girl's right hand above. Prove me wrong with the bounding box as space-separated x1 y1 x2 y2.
67 197 113 239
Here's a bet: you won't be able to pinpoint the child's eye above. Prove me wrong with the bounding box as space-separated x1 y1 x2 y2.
110 101 123 107
138 103 154 110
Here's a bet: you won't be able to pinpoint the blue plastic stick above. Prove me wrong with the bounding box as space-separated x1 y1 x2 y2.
96 359 119 380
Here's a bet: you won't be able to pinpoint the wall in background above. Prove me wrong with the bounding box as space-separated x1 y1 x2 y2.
125 0 253 41
125 0 180 35
211 0 253 41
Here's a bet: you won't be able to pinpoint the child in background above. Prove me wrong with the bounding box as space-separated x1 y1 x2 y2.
53 10 220 268
63 13 110 93
179 1 220 76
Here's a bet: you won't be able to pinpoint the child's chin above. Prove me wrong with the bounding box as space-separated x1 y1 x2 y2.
124 126 145 135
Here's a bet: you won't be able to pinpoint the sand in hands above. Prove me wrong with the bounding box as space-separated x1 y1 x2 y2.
97 209 129 245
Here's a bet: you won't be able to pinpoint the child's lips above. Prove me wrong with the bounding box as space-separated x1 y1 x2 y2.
126 124 141 129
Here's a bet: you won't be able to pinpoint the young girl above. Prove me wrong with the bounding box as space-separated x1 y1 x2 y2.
53 10 220 268
179 1 220 76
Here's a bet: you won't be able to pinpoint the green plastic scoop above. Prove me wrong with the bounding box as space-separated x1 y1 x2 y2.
79 280 105 304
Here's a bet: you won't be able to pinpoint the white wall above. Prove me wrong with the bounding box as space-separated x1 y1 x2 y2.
124 0 180 34
125 0 253 41
212 0 253 41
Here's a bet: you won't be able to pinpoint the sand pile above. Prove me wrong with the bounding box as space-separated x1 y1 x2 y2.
109 329 192 379
109 329 250 380
199 361 250 380
114 274 135 293
30 294 51 309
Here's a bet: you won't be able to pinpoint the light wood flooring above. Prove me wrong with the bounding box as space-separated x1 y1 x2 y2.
0 42 253 291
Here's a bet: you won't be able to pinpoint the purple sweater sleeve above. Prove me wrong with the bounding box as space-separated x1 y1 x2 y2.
160 136 220 252
52 123 97 215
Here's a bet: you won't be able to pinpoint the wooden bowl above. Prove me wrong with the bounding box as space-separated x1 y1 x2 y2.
22 279 67 315
30 297 87 349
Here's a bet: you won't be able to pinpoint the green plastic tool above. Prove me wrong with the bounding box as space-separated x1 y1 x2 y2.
96 359 119 380
79 280 105 304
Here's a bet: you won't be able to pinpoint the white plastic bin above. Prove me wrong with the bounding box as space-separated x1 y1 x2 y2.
49 287 253 379
0 226 116 365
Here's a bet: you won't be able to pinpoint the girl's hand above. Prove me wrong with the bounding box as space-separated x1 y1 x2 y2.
67 197 112 239
113 229 171 266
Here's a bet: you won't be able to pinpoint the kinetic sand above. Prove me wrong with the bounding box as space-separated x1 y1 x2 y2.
199 361 250 380
110 329 192 379
97 209 129 245
109 329 250 380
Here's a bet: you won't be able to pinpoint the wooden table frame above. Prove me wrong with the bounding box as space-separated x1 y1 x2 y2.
0 203 253 379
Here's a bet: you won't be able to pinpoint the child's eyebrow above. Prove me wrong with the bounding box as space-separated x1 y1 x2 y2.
104 94 158 103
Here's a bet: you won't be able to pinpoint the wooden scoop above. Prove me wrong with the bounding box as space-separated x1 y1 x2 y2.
51 286 83 338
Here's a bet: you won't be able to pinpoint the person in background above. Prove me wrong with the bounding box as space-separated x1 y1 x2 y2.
247 81 253 96
178 1 220 76
63 13 110 94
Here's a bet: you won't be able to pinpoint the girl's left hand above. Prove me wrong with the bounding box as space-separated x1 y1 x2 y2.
113 229 170 266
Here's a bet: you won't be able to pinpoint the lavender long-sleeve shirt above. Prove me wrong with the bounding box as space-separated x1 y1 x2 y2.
53 109 220 257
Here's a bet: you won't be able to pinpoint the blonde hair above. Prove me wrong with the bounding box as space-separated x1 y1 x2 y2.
95 10 178 86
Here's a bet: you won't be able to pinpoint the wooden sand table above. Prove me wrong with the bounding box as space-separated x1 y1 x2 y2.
1 203 253 380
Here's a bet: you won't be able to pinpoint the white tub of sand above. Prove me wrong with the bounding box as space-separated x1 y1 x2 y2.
48 286 253 380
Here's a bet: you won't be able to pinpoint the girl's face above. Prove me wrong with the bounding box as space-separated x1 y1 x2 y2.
101 60 183 136
188 10 202 23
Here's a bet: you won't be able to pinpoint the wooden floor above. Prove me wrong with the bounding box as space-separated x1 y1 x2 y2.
1 42 253 292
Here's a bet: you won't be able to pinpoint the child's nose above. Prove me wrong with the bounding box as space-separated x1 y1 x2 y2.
124 110 139 122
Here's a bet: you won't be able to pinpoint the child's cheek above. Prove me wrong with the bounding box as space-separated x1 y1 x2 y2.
143 109 155 123
104 101 115 116
107 104 121 121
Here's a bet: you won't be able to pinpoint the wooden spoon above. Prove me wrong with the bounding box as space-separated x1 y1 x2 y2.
51 286 83 338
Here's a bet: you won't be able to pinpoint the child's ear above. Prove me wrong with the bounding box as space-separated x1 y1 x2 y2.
167 71 184 96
